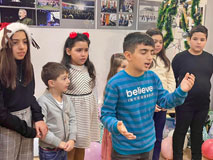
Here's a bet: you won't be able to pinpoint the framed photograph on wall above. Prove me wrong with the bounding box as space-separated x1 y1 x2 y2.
61 0 95 29
138 0 161 30
37 0 60 10
97 0 137 30
0 0 35 7
0 8 36 25
37 10 60 26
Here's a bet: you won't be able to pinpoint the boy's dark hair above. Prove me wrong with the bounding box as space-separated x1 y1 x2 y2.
123 32 154 53
189 25 208 39
41 62 69 87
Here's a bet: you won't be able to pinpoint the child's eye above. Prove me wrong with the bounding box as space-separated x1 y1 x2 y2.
76 48 82 52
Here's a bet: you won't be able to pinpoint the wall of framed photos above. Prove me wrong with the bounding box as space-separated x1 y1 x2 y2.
0 0 161 29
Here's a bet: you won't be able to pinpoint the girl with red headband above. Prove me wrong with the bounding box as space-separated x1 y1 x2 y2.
61 32 100 160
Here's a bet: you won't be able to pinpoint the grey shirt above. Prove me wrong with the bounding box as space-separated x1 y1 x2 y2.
38 90 77 148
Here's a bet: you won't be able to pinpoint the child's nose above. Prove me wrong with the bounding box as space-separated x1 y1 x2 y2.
18 42 25 49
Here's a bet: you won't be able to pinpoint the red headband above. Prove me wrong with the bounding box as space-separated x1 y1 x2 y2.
69 32 89 39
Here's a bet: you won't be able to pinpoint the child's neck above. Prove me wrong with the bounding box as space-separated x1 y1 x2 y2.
48 88 63 102
188 48 203 55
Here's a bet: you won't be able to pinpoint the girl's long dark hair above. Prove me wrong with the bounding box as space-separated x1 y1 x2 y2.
0 30 33 89
61 33 96 88
146 28 170 71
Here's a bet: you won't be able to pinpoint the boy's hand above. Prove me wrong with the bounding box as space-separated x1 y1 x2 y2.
64 140 75 152
58 141 66 149
35 121 48 140
180 73 195 92
155 105 162 112
117 121 136 140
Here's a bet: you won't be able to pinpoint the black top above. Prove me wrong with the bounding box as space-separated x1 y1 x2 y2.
0 60 43 138
172 50 213 111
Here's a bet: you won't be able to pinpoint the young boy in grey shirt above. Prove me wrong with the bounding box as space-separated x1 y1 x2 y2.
38 62 77 160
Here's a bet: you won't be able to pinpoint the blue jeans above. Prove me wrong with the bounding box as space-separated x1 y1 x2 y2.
39 147 67 160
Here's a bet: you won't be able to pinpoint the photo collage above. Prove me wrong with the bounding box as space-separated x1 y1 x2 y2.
0 0 60 26
98 0 136 30
0 0 160 29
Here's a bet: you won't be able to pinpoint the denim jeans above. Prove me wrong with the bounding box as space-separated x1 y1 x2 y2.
39 147 67 160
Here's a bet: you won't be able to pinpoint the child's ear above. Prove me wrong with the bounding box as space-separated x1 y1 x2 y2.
48 80 55 88
124 51 132 61
66 48 71 56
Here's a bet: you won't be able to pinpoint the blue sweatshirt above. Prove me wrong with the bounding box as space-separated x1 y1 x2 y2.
101 70 187 155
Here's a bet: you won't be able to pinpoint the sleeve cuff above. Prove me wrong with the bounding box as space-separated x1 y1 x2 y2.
177 86 188 97
112 121 120 135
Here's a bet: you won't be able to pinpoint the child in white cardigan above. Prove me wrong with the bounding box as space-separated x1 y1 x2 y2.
146 28 176 160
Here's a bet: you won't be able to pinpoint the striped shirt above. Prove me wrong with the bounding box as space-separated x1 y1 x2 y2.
101 70 187 155
64 64 100 148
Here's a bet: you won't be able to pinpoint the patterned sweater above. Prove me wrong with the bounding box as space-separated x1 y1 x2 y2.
101 70 187 155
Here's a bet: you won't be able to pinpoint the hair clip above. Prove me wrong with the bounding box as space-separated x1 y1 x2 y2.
69 32 77 39
0 22 10 31
83 32 89 38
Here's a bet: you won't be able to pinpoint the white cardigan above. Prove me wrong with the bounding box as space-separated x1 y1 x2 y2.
150 55 176 93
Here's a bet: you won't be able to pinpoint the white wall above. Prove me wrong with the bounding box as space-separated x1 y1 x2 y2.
205 0 213 110
31 28 134 103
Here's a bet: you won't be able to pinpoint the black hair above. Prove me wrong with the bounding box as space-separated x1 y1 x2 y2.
61 33 96 88
146 28 170 71
123 32 155 53
189 25 208 39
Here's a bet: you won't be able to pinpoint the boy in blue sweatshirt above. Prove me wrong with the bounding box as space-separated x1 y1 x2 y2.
100 32 195 160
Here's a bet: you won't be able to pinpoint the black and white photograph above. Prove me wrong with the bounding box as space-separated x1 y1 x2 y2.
138 0 160 30
62 0 95 20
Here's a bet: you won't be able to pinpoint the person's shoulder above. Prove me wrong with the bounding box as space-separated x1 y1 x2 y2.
37 90 50 104
172 50 188 63
174 50 187 58
146 70 160 80
108 70 126 84
203 50 213 57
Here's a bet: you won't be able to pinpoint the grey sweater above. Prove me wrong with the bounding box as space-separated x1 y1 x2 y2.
38 90 77 148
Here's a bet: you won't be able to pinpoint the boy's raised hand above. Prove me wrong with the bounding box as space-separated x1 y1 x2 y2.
180 73 195 92
117 121 136 140
64 140 75 152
